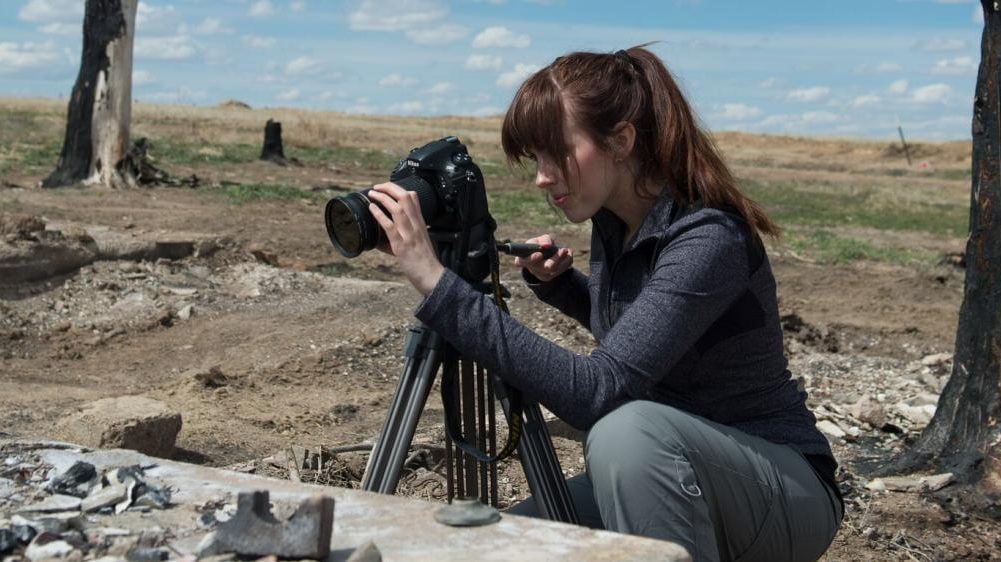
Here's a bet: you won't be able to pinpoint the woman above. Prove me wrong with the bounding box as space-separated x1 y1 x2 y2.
365 46 843 562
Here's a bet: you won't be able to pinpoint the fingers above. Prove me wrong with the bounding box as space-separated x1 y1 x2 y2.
371 183 425 226
514 234 572 281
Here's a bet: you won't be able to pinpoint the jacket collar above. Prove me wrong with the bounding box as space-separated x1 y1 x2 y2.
592 186 679 253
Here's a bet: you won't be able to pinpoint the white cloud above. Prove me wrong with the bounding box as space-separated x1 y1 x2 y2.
888 79 909 94
465 54 503 71
786 86 830 102
39 22 78 36
290 0 306 12
18 0 82 22
0 41 61 72
379 73 418 87
243 35 276 49
854 62 903 74
132 69 154 86
285 56 321 75
717 103 761 121
497 63 540 87
851 94 880 107
801 111 839 124
249 0 275 17
136 3 182 34
134 35 197 60
348 0 447 32
194 18 234 35
387 100 424 114
277 88 301 101
428 82 455 95
473 26 531 49
932 56 977 75
406 24 468 45
758 77 778 88
914 37 966 51
912 83 953 104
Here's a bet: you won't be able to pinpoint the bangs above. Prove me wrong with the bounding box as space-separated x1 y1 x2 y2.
501 68 570 172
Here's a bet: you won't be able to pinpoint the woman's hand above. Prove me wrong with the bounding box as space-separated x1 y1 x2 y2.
513 234 573 282
366 182 445 296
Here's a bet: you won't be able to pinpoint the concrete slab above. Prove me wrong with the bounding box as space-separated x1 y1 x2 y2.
21 443 689 561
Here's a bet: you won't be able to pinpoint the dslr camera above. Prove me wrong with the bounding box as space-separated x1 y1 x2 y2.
324 136 494 280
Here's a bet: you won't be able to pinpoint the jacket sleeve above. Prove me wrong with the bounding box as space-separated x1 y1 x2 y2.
414 216 749 430
521 267 591 331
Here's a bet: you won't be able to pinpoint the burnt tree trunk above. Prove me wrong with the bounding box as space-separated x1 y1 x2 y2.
42 0 137 189
259 119 288 165
886 0 1001 490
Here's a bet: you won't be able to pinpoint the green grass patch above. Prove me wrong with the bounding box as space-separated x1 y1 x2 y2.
145 138 257 164
784 230 939 265
740 178 968 237
487 189 565 226
0 141 61 175
211 182 319 203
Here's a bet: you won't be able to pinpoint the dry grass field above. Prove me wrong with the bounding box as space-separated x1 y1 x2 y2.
2 96 996 560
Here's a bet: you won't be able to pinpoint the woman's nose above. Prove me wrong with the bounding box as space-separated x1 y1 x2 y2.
535 162 556 189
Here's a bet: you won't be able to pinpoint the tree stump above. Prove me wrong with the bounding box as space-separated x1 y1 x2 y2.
885 0 1001 491
42 0 137 189
260 119 288 165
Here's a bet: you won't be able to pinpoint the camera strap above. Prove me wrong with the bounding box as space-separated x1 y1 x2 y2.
439 239 524 464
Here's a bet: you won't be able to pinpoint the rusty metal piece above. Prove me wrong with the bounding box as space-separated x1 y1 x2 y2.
203 491 334 559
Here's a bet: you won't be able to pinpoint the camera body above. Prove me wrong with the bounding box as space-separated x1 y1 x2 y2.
388 136 489 232
325 136 495 281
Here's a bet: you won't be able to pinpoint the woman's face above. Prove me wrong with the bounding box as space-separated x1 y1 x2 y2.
532 115 619 224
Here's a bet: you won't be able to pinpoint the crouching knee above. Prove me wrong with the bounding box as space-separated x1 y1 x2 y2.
585 401 687 480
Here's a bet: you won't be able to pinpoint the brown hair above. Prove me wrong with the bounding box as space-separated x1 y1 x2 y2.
501 45 779 239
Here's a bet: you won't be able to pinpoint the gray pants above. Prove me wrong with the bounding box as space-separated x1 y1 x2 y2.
507 401 843 562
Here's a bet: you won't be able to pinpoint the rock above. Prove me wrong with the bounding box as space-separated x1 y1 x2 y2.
177 304 194 321
46 461 98 497
921 352 952 367
55 396 182 458
866 472 955 493
24 533 75 561
904 392 940 407
19 494 82 513
0 231 97 284
893 402 936 429
346 540 382 562
81 483 129 512
816 420 846 440
850 395 887 428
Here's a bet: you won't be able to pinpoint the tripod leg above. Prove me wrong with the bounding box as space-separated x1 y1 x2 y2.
460 358 478 497
490 376 580 524
361 325 443 495
519 402 580 524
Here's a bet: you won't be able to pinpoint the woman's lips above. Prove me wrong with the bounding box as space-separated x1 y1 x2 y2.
553 193 569 206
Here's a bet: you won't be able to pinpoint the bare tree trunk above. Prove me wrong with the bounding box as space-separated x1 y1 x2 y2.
885 0 1001 490
42 0 137 189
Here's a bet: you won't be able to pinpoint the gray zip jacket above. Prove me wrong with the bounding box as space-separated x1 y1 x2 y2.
415 188 834 462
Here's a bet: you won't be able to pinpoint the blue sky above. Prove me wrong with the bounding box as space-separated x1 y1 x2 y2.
0 0 986 139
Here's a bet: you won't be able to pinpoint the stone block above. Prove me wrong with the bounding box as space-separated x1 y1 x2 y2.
55 396 181 458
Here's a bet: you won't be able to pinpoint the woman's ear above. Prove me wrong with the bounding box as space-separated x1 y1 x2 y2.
611 121 637 162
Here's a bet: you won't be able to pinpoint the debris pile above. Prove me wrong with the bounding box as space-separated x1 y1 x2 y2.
1 453 175 561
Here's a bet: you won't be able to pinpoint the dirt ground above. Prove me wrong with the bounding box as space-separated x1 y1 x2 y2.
2 103 999 560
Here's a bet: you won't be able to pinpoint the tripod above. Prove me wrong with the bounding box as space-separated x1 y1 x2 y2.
359 229 579 524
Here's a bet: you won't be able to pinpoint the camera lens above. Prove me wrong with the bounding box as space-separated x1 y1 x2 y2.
324 190 381 257
324 176 439 258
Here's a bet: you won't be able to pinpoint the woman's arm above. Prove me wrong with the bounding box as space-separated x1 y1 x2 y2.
523 268 592 331
416 214 750 429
